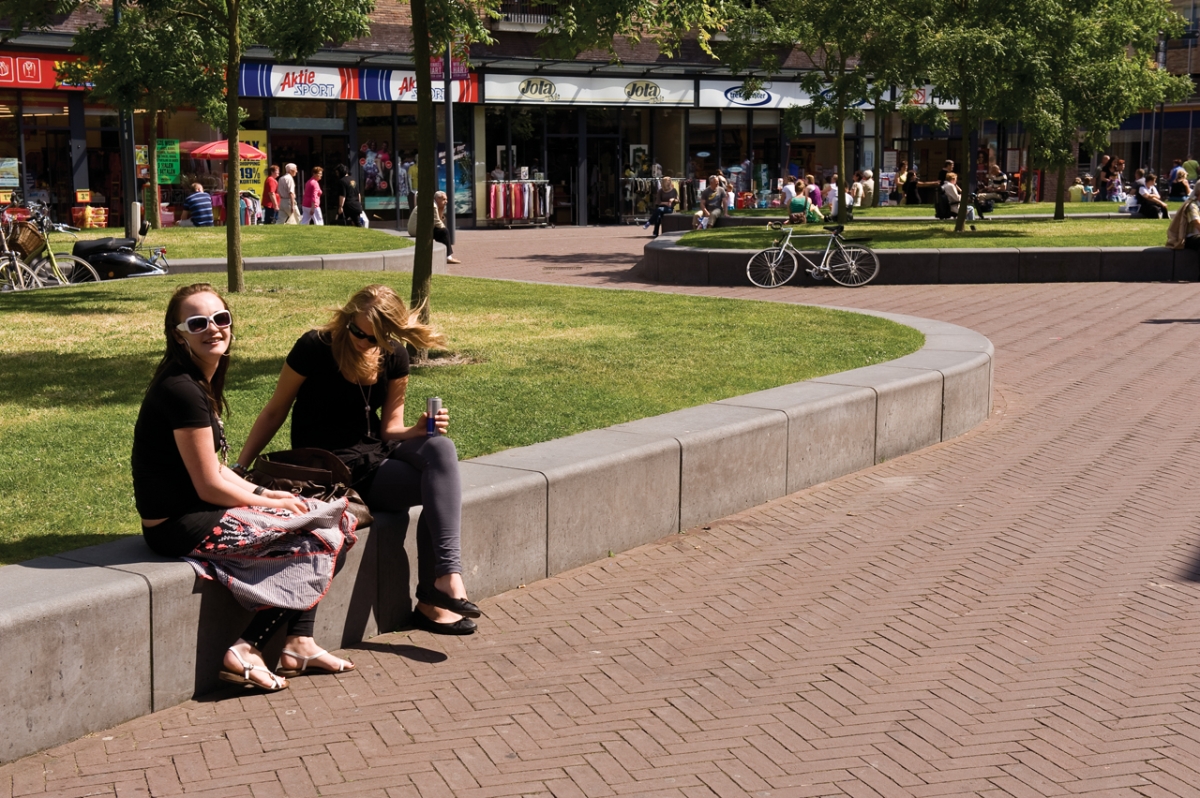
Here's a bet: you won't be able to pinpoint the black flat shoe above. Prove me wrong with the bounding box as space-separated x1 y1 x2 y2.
412 610 477 635
416 584 482 618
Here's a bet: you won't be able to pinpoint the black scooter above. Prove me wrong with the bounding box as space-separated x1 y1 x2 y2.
72 220 169 280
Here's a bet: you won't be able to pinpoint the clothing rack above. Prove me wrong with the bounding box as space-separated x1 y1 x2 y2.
487 180 551 227
620 177 661 224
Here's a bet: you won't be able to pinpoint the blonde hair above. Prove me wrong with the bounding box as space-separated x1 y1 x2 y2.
319 284 446 383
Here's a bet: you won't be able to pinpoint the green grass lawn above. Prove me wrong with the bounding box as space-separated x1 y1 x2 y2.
724 201 1173 218
680 217 1173 249
0 271 923 564
55 225 411 260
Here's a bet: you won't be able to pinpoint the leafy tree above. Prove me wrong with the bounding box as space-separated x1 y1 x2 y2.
3 0 374 292
1019 0 1191 219
58 8 224 229
718 0 905 225
901 0 1029 232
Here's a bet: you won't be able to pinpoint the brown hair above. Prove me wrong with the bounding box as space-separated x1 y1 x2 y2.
147 283 232 417
311 166 323 179
318 284 446 384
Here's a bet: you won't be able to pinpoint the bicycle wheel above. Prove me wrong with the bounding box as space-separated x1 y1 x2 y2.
826 243 880 287
746 247 798 288
0 255 43 291
31 254 100 285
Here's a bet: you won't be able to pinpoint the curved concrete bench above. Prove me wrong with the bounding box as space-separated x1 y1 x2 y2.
0 308 992 764
168 242 447 275
637 232 1200 285
659 210 1148 234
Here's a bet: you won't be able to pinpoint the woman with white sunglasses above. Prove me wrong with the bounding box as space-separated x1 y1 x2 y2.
132 283 358 692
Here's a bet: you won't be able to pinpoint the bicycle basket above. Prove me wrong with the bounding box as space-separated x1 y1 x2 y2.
8 221 44 258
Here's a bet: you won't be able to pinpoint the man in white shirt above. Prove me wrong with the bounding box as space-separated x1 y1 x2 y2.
1137 173 1170 219
278 163 299 224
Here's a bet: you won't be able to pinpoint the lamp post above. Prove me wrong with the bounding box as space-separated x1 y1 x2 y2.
113 0 139 238
443 45 455 247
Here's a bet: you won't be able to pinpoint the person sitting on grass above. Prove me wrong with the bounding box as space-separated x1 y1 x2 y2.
942 172 977 222
785 179 816 225
179 183 214 228
1137 173 1170 219
1067 177 1085 203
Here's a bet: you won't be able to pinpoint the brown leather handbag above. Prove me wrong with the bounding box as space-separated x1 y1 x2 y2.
246 448 373 527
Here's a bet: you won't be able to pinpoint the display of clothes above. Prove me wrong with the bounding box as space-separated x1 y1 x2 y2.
621 177 671 221
487 180 552 226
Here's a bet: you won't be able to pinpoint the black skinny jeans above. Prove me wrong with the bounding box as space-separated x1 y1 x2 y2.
367 435 463 590
646 204 675 236
433 226 453 257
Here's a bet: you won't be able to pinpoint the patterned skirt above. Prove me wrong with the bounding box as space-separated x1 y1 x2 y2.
183 498 357 612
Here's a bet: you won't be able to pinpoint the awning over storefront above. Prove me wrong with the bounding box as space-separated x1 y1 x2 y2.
238 63 480 103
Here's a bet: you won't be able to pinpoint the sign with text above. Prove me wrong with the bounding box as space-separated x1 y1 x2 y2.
239 132 267 191
157 140 180 184
239 63 479 103
431 57 470 81
484 75 694 106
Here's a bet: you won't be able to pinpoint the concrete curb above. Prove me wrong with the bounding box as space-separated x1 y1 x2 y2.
635 233 1199 285
169 242 447 275
0 307 993 764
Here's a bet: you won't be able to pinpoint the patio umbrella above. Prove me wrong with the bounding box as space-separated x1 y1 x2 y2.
188 139 267 161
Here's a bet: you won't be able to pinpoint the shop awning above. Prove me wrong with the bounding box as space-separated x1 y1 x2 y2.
187 140 268 160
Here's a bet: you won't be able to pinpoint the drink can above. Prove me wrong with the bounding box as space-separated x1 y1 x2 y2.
426 396 442 436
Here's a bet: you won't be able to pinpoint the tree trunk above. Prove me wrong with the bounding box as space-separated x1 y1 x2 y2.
147 109 161 229
225 0 244 293
836 107 848 224
1054 162 1066 220
955 107 970 233
409 0 435 324
873 101 883 207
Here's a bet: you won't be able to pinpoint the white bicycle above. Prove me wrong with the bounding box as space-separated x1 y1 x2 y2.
747 223 881 288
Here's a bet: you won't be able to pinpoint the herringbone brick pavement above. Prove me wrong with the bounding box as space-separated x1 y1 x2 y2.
7 225 1200 797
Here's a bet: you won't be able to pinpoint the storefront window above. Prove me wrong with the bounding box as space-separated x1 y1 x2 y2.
622 109 651 176
688 109 717 181
752 110 780 191
654 108 685 179
437 107 475 215
720 109 748 184
23 91 73 218
270 99 347 131
356 102 396 214
0 91 17 193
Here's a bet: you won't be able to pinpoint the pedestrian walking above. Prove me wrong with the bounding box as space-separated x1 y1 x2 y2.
279 164 300 224
262 165 280 225
301 167 324 226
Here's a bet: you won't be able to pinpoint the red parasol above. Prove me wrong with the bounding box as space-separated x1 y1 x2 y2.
187 139 268 161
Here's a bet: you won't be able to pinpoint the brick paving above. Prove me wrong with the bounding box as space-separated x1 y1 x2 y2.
8 225 1200 797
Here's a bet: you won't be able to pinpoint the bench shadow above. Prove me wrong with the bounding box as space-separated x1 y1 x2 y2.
1142 319 1200 324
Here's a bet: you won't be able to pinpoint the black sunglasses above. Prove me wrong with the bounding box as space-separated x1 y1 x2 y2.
176 310 232 334
347 321 378 345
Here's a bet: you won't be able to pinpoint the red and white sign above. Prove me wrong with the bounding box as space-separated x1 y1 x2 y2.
0 51 84 90
270 65 358 99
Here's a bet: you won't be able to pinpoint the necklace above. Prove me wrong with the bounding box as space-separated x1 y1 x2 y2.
357 380 372 431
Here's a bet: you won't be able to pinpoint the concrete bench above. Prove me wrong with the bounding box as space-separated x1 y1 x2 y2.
636 234 1200 286
0 310 993 764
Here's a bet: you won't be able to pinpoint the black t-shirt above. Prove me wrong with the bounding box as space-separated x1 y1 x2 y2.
131 365 224 521
903 174 921 204
339 176 363 215
286 330 410 451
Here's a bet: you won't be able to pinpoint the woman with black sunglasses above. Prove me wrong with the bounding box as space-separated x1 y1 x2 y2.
235 284 480 635
132 283 359 692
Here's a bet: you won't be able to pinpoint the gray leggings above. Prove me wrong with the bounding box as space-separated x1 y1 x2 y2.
366 435 462 588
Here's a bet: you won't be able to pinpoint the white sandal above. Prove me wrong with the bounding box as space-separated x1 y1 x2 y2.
219 647 288 692
276 648 355 678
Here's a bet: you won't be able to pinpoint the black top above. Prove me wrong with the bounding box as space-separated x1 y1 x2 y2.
903 174 921 204
655 186 679 207
131 365 224 520
339 176 364 215
287 329 410 451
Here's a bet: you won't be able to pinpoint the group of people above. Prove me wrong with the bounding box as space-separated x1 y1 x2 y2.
133 282 477 693
261 163 368 227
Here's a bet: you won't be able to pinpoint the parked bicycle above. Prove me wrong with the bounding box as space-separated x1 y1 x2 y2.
16 202 100 286
747 223 881 288
0 201 43 291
